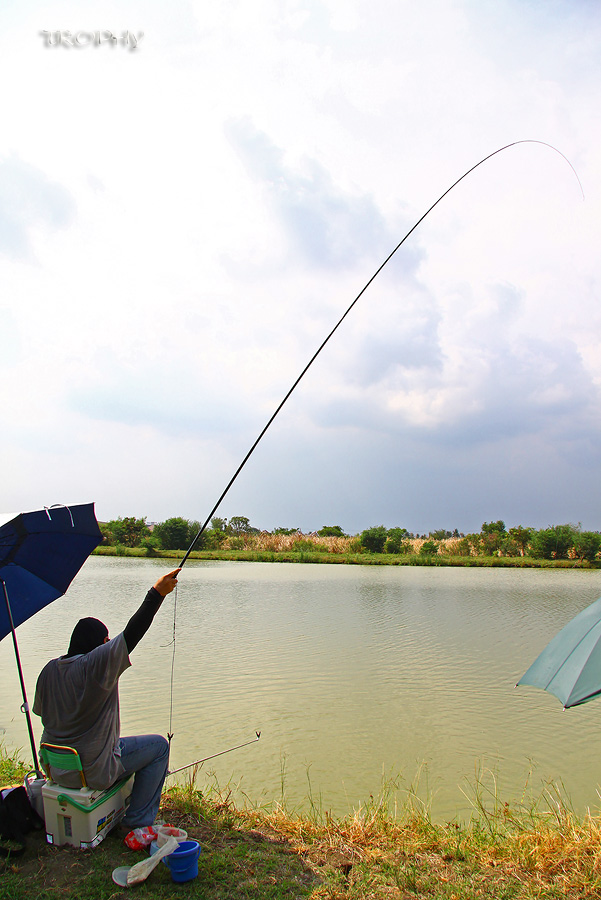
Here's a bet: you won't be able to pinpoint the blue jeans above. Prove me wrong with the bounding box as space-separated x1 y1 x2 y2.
118 734 170 828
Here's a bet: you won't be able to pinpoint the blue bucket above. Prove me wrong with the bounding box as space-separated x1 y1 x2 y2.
164 840 202 883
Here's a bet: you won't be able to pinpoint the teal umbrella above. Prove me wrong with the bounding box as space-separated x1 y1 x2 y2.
517 596 601 708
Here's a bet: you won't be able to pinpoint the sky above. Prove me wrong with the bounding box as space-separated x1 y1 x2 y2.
0 0 599 536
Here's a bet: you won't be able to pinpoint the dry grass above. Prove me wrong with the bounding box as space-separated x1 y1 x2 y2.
221 533 355 554
4 737 601 900
161 772 601 899
219 532 457 555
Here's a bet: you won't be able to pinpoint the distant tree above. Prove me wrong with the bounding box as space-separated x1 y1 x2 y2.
455 534 480 556
389 527 410 539
530 524 577 560
453 536 474 557
154 517 196 551
199 529 221 550
385 527 410 554
317 525 346 537
197 517 226 549
272 527 299 535
102 516 150 548
506 526 533 557
360 526 388 554
480 520 507 555
228 516 255 534
572 531 601 564
186 520 203 551
430 529 452 540
481 520 506 535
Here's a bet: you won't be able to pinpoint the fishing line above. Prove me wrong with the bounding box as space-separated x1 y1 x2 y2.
177 139 583 569
165 139 582 745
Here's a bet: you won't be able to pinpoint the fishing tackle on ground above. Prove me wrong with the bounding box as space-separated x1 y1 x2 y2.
177 139 583 568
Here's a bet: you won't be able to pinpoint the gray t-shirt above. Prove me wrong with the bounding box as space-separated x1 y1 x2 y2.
33 633 131 790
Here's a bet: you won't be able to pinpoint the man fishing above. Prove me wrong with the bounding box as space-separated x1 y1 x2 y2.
33 567 181 828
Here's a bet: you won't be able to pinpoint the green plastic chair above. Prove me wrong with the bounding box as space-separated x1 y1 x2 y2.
40 742 133 815
40 743 88 788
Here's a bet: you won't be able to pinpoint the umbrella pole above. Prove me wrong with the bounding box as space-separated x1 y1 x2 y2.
0 579 40 774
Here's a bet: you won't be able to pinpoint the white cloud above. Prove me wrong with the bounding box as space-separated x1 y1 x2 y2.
0 156 75 258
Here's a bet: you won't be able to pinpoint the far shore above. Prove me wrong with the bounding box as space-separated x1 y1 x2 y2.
92 546 599 569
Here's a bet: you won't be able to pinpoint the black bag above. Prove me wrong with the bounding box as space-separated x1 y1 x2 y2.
0 786 44 857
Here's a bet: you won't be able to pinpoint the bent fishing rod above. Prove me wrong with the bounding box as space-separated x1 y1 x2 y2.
166 732 261 777
178 139 582 568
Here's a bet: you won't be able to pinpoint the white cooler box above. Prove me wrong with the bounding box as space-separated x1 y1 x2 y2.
42 775 134 849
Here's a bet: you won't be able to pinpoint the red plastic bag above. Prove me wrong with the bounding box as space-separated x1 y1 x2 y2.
124 825 158 850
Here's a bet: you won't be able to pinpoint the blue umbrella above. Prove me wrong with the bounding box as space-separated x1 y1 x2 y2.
517 595 601 708
0 503 103 639
0 503 103 770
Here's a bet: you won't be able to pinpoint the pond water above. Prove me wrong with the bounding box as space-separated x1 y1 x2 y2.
2 556 601 822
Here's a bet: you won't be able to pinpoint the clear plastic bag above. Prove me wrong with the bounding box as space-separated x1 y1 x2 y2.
157 824 188 846
127 835 179 885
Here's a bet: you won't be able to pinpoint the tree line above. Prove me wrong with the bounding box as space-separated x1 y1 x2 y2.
100 516 346 551
99 516 600 562
100 515 257 552
358 521 601 562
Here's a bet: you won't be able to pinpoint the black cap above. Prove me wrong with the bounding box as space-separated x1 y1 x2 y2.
66 617 108 657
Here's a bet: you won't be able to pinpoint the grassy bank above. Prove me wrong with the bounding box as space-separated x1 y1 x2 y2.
2 747 601 899
93 546 595 569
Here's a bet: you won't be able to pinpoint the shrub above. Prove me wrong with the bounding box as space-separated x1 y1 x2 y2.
360 526 388 553
530 524 577 560
140 535 160 556
419 540 439 557
154 517 200 551
203 529 227 549
291 537 318 552
572 531 601 563
101 516 151 547
385 528 412 554
452 537 473 557
507 526 533 556
317 525 346 537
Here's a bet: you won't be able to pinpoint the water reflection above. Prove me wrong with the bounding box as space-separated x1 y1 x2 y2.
1 557 601 821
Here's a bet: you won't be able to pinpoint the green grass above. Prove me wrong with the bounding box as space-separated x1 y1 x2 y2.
0 744 29 785
3 747 601 899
